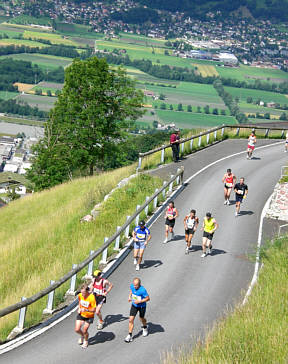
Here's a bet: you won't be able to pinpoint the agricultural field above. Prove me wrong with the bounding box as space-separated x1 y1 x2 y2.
16 94 56 111
23 30 78 46
8 15 51 26
142 81 226 109
0 38 46 47
156 110 237 128
0 53 72 70
225 86 288 105
217 64 288 83
0 91 18 100
14 83 34 92
193 63 219 77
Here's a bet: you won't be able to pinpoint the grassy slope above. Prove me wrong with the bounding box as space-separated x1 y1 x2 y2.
0 165 164 340
164 237 288 364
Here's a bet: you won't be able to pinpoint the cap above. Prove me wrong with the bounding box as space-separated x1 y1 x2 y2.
93 270 101 277
139 220 145 226
206 212 212 218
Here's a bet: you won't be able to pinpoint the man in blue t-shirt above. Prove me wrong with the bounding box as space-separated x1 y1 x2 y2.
124 278 150 343
132 220 151 271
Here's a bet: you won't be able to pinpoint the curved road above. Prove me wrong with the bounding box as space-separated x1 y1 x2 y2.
1 139 286 364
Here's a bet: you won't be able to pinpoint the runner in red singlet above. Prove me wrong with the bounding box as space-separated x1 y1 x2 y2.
163 201 179 243
222 168 236 205
247 131 257 159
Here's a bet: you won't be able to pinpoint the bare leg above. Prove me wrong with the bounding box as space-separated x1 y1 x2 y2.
128 316 135 335
137 249 144 265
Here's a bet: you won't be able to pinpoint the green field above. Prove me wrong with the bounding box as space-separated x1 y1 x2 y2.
0 91 18 100
16 94 56 111
225 86 288 104
8 15 51 26
0 53 72 70
218 64 288 83
0 38 47 47
23 30 78 46
156 110 237 128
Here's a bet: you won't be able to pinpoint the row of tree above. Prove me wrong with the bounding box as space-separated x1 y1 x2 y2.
0 44 81 59
155 103 226 115
0 98 48 119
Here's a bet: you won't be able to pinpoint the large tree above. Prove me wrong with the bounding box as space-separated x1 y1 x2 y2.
28 57 144 190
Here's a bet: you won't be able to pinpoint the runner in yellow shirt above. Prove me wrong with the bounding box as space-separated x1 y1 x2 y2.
75 284 96 349
201 212 218 258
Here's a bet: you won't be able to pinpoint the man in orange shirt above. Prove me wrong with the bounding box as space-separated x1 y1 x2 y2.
75 284 96 348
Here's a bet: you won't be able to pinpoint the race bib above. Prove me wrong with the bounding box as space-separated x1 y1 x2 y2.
238 190 244 195
137 233 146 239
80 300 89 308
226 182 233 188
132 294 141 302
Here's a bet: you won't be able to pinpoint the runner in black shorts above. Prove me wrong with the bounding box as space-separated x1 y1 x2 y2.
183 209 199 254
234 177 248 217
124 278 150 343
164 201 179 243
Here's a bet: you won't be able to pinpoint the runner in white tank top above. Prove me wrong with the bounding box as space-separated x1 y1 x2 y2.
183 209 199 254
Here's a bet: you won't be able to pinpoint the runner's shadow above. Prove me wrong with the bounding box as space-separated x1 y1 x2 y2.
104 313 129 326
189 245 202 252
170 234 185 242
239 210 254 216
142 259 163 269
229 200 236 205
251 157 261 160
89 331 115 345
210 248 226 257
133 322 164 339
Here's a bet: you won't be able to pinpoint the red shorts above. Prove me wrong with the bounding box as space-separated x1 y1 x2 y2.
247 144 255 151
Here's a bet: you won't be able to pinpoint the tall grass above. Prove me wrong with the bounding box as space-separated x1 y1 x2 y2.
0 165 163 341
163 237 288 364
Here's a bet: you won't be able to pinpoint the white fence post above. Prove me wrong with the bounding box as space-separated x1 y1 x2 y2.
169 175 174 193
198 135 202 147
87 250 95 276
100 238 109 265
43 280 55 315
160 146 165 164
17 297 27 330
190 138 193 151
236 127 240 136
135 205 140 227
137 156 142 170
162 181 167 199
114 226 121 251
144 196 149 216
206 133 210 144
67 264 78 294
125 216 131 238
181 142 185 155
214 130 217 140
153 189 159 209
221 127 225 138
281 130 284 138
265 129 269 137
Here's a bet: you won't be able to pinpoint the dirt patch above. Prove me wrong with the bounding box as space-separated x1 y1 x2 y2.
14 82 34 92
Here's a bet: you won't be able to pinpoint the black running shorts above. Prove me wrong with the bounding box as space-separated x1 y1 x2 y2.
185 228 194 235
76 314 94 324
130 305 146 318
203 231 214 240
94 294 106 305
165 218 175 227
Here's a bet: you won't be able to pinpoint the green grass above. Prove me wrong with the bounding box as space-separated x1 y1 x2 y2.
16 94 56 111
0 166 164 341
8 15 52 26
156 110 237 128
0 91 18 100
0 38 47 48
0 115 44 127
163 237 288 364
23 30 78 46
0 53 72 70
225 86 288 105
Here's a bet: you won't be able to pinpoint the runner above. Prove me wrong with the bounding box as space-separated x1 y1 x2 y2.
222 168 236 205
132 220 151 271
201 212 218 258
164 201 179 243
124 278 150 343
91 270 113 330
285 131 288 153
183 209 199 254
247 131 257 159
75 284 96 349
234 177 248 217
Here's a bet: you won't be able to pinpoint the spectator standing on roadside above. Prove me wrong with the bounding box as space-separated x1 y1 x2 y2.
170 129 180 162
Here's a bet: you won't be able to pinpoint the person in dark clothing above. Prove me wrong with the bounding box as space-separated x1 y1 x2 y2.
170 130 180 162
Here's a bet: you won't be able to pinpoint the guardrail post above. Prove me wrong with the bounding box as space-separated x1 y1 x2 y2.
153 189 159 209
137 156 142 170
181 142 185 155
135 205 140 227
180 168 184 185
265 128 269 138
162 181 167 198
281 130 284 138
43 280 55 315
114 226 121 251
236 127 240 136
87 250 95 276
190 138 193 151
221 127 225 138
169 175 174 193
160 146 165 164
214 130 217 141
144 197 149 216
125 216 131 238
18 297 27 330
100 238 109 264
176 168 181 184
206 133 210 144
65 264 78 296
198 135 202 147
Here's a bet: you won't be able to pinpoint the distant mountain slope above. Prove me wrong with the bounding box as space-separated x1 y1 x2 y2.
137 0 288 21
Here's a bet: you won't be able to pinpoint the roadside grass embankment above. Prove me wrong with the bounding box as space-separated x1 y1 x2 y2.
163 236 288 364
0 165 163 341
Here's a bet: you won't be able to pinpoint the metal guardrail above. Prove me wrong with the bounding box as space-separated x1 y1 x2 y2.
137 124 288 170
0 167 184 336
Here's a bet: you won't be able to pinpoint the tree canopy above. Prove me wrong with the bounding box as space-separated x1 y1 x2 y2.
28 57 144 190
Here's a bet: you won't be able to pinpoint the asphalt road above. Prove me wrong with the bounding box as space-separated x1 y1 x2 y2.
1 139 287 364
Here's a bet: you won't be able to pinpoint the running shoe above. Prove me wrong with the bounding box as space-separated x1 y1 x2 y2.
201 252 207 258
235 211 239 217
134 258 138 265
227 200 231 205
81 340 89 349
224 200 227 205
163 238 168 244
136 264 140 271
124 334 133 343
97 321 104 330
185 247 189 254
142 327 148 337
78 337 84 345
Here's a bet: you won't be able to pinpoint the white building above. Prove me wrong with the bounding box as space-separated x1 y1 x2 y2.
3 163 19 173
218 52 238 65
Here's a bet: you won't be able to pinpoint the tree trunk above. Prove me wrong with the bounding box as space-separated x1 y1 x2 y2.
89 163 94 176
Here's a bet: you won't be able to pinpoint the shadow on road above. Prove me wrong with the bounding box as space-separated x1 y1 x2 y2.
239 210 254 216
142 259 163 269
170 234 185 242
133 322 165 340
210 248 227 257
251 157 261 160
188 245 202 252
104 313 129 327
89 331 115 345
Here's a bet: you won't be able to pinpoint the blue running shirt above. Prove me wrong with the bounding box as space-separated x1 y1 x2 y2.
130 284 149 308
134 226 150 242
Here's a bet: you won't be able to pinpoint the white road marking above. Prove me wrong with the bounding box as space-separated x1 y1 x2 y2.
0 140 283 354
